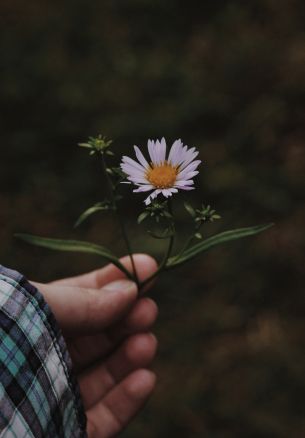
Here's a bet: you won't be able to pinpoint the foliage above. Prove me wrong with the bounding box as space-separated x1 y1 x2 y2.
17 134 272 290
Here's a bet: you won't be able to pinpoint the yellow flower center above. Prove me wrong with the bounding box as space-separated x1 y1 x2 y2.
146 162 178 188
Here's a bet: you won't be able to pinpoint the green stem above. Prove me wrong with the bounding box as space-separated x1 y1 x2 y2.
173 221 202 262
100 153 140 287
118 217 140 287
176 234 195 259
139 199 175 293
139 233 174 292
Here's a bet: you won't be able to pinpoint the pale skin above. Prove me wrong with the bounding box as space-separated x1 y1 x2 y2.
31 254 158 438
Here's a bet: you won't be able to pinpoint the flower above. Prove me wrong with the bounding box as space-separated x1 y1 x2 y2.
121 138 201 205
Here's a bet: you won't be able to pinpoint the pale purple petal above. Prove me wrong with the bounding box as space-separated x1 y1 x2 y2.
161 188 178 197
134 146 149 169
175 145 189 165
177 159 201 180
161 189 173 198
133 184 154 192
178 186 195 191
180 150 199 170
148 139 157 163
154 138 166 164
128 176 149 184
179 170 199 180
172 143 195 167
121 164 146 179
174 180 194 187
168 139 183 166
181 145 189 158
159 137 167 163
121 156 147 172
171 147 188 167
144 189 160 205
121 162 146 174
179 159 201 175
122 170 146 180
154 139 161 164
144 195 152 205
151 189 161 199
177 168 199 181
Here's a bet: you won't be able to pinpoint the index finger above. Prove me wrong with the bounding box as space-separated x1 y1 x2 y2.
50 254 158 289
34 279 138 336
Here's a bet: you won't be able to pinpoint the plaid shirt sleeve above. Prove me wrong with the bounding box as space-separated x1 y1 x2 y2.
0 265 87 438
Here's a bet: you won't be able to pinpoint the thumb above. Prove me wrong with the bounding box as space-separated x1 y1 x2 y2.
33 279 138 335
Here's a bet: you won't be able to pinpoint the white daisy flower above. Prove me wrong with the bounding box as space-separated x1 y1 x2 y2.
120 138 201 205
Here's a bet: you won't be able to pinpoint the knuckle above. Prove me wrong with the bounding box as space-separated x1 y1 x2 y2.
83 288 100 329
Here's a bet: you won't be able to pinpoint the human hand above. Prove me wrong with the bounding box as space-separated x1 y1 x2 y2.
32 254 158 437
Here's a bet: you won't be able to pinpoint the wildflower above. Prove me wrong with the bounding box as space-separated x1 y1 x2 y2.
121 138 201 205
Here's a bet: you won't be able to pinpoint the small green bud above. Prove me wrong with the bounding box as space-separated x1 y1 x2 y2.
78 135 113 155
192 203 221 224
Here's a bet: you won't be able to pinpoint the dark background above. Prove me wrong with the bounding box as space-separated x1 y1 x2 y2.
1 1 304 436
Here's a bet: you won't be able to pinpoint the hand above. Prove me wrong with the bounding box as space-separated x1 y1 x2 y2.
32 254 158 438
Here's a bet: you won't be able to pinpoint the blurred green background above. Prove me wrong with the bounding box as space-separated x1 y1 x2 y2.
1 1 304 436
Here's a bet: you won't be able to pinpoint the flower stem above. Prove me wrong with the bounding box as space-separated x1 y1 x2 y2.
139 199 175 293
174 221 202 261
100 153 140 288
175 234 195 260
118 217 140 288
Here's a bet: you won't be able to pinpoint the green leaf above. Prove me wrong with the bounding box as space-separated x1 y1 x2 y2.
74 203 111 228
137 211 149 224
195 232 202 239
184 202 196 218
163 211 173 220
15 234 134 280
166 223 274 268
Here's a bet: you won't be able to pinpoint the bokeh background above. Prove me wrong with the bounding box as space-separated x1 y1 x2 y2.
1 1 304 436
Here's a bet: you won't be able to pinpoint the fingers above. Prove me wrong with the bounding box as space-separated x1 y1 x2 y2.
110 297 158 342
86 369 156 438
50 254 158 289
69 297 158 372
79 333 158 409
34 254 158 337
37 279 138 336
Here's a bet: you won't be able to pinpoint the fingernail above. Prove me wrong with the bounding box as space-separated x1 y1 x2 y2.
104 279 137 293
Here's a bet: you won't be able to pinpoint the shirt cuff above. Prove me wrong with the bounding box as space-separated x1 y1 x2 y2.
0 265 87 437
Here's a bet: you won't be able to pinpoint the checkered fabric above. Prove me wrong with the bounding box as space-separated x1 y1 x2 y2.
0 265 87 437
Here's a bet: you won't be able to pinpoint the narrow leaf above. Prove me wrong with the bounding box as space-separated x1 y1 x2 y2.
137 211 149 224
163 211 173 220
184 202 196 218
167 223 273 268
15 234 134 280
74 203 110 228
